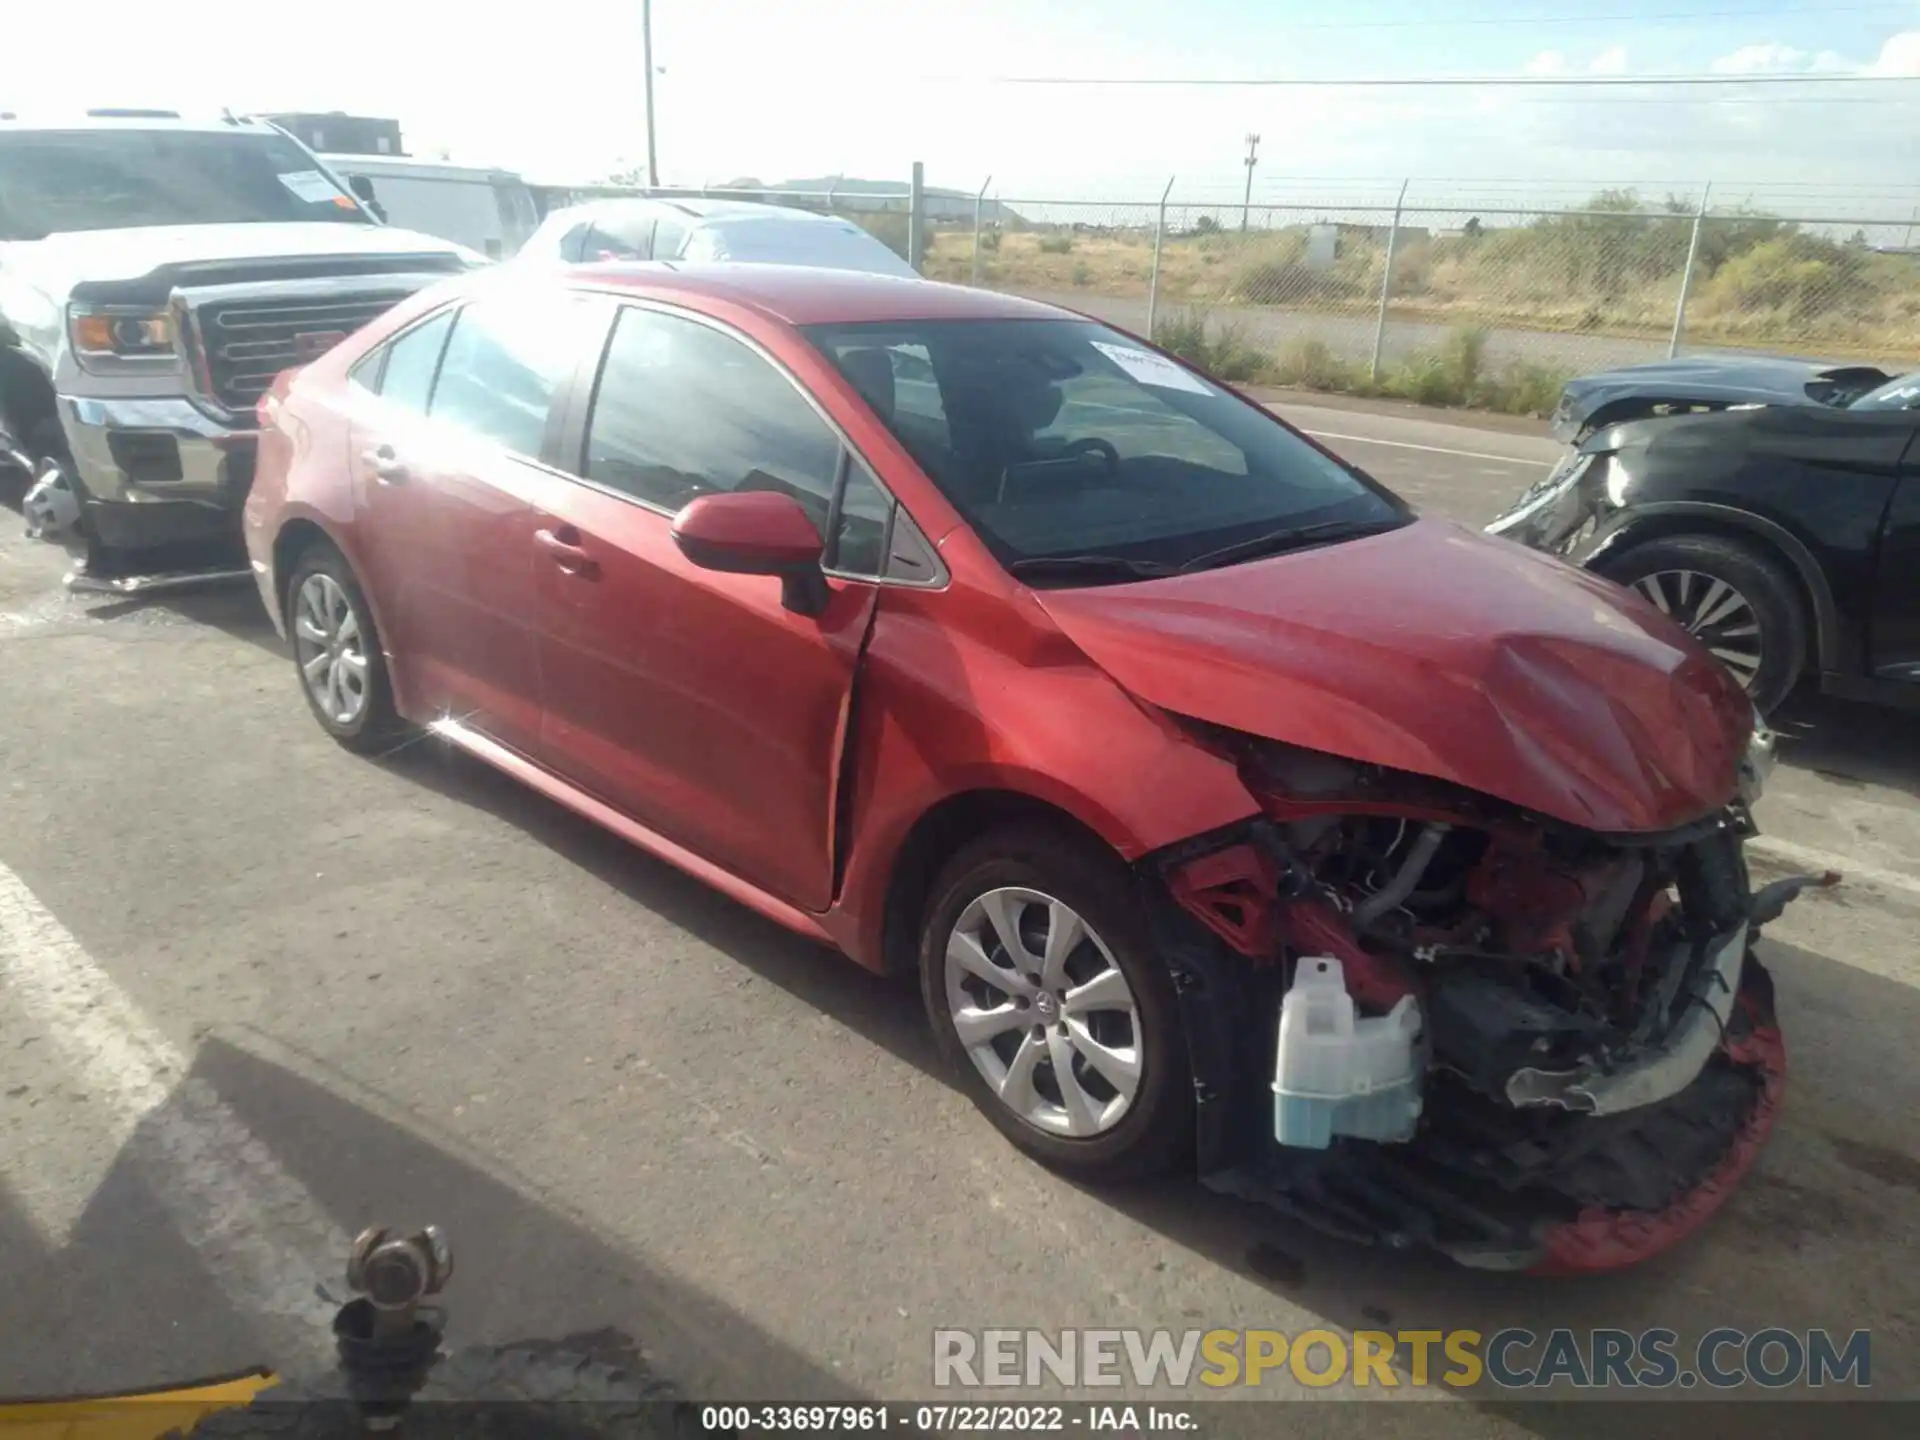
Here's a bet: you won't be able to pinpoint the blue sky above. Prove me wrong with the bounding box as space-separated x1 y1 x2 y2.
10 1 1920 217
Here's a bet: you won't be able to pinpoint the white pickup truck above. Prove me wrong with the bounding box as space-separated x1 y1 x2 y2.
0 110 483 588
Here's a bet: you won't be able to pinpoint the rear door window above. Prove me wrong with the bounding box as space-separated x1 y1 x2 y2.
583 218 654 260
556 221 592 262
650 216 690 259
426 296 590 458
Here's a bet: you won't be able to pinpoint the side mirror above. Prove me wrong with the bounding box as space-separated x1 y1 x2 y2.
671 490 829 615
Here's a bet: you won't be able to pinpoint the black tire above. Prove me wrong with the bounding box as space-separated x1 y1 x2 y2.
284 540 413 755
918 824 1193 1181
176 1342 705 1439
1595 533 1807 716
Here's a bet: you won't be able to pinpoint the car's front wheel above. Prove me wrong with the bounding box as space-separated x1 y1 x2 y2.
919 825 1192 1181
286 542 411 754
1596 533 1807 715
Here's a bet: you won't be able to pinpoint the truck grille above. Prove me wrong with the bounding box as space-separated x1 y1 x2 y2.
194 294 402 410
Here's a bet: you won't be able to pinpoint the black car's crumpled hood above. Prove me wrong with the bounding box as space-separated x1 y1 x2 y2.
1558 355 1892 436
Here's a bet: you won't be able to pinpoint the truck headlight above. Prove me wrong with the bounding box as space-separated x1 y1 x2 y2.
69 306 178 369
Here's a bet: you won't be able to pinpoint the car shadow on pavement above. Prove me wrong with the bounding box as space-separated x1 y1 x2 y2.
0 1026 860 1406
378 738 944 1080
1773 686 1920 800
374 741 1920 1418
79 581 286 658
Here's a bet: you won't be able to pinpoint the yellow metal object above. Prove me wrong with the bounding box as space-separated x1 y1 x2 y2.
0 1370 279 1440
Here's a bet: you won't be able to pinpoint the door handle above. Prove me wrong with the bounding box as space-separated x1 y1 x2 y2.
535 526 601 578
362 444 409 484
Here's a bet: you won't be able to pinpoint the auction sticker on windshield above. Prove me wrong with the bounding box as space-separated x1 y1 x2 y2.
277 169 344 204
1090 341 1214 395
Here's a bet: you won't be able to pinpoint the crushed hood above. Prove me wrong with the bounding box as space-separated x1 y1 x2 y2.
1561 355 1892 426
1034 518 1752 834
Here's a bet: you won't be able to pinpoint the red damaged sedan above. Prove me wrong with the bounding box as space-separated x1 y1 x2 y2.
245 263 1809 1272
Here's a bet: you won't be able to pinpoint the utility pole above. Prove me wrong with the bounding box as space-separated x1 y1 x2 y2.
1240 133 1260 232
642 0 659 188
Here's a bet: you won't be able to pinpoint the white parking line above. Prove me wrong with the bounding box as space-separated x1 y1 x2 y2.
1298 429 1556 467
0 861 341 1362
1748 833 1920 902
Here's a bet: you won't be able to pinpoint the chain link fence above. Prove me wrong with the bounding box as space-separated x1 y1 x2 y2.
544 176 1920 412
936 190 1920 412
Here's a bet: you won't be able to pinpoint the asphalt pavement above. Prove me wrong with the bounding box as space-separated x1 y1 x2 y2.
1 403 1916 1430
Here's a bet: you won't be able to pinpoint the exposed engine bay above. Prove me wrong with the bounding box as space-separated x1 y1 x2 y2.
1144 729 1828 1273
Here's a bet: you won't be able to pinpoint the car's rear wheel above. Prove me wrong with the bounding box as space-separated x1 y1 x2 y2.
1596 534 1807 715
286 542 412 754
918 825 1192 1181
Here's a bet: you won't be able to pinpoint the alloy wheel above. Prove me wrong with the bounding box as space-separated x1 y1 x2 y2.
293 573 371 727
943 886 1143 1138
1632 568 1764 691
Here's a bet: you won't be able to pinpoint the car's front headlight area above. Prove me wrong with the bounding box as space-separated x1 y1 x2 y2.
1484 448 1606 551
1738 705 1776 808
68 304 180 374
1549 391 1583 443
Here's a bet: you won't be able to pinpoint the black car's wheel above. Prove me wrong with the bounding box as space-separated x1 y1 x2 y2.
919 824 1193 1181
285 541 413 755
1596 534 1807 715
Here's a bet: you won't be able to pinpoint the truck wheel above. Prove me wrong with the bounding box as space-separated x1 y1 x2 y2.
285 542 412 755
1596 534 1807 715
919 824 1193 1181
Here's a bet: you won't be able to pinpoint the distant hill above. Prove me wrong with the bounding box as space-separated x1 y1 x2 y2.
726 176 1020 225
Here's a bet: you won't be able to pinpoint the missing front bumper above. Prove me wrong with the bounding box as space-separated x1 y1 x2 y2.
1505 924 1746 1116
1149 887 1784 1274
1213 954 1783 1272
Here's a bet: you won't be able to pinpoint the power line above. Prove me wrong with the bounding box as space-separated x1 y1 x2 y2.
987 71 1920 88
1258 3 1908 30
1413 93 1920 104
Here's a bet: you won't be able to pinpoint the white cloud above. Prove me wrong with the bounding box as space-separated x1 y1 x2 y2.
1709 30 1920 74
1522 45 1631 77
1589 46 1631 77
1866 31 1920 75
1711 43 1820 74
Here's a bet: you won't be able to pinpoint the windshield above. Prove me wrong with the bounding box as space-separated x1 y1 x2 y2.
803 317 1406 578
1846 372 1920 411
693 221 915 276
0 129 373 239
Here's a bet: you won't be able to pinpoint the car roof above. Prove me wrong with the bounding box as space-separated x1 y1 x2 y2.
551 196 856 228
563 262 1086 327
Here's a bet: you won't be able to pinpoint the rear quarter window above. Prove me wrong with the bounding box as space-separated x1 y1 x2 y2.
361 308 456 412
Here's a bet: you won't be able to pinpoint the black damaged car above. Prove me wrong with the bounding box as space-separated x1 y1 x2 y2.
1487 372 1920 715
1546 353 1906 442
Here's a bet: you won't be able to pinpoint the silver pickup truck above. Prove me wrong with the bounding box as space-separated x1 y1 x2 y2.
0 111 482 589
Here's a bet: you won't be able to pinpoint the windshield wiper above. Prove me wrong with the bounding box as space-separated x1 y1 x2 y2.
1005 554 1181 585
1177 516 1402 574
